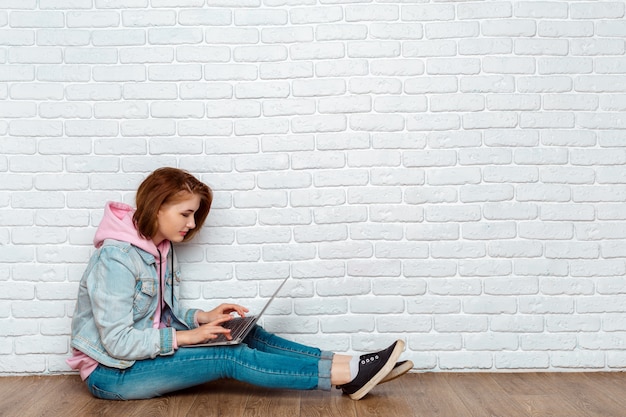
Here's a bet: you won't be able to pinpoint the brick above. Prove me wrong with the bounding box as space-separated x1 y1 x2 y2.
316 24 367 41
495 352 550 370
370 59 424 76
66 120 119 137
350 223 403 241
541 130 596 147
402 4 455 21
369 23 423 40
428 131 481 148
319 96 371 114
425 21 479 39
295 298 348 316
148 64 201 81
94 101 149 119
517 76 572 93
488 241 542 258
235 81 290 99
0 65 34 81
463 296 517 313
234 9 287 26
465 333 518 351
318 241 372 260
405 75 457 94
351 295 404 314
261 134 314 152
148 28 202 45
435 315 488 333
151 101 204 118
515 259 568 277
576 75 626 92
262 27 313 44
176 46 230 63
233 45 287 62
179 82 232 99
539 20 594 37
540 204 595 221
459 38 512 55
321 316 374 333
597 20 626 36
10 11 64 28
290 6 342 24
260 62 313 79
457 2 512 19
293 79 345 97
262 244 316 262
571 39 624 56
483 56 535 74
551 352 605 369
205 27 258 44
122 10 176 27
482 19 536 36
404 40 456 58
428 58 480 75
348 41 400 58
570 2 625 19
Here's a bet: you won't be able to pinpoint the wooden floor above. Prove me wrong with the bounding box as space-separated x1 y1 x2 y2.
1 372 625 417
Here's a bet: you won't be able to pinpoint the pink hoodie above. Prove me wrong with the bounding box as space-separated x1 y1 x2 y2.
94 201 170 261
67 201 174 379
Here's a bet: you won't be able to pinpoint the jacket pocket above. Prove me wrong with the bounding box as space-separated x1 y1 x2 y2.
133 277 156 317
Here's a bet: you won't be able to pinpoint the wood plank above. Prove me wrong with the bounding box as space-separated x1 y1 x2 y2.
353 376 419 417
578 372 626 409
490 372 556 396
185 380 251 417
241 385 301 417
443 373 530 417
491 373 585 417
0 376 61 416
300 387 358 417
403 373 471 417
0 376 36 415
543 372 626 417
13 375 93 417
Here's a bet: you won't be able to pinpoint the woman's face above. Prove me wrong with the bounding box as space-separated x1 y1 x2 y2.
152 192 201 246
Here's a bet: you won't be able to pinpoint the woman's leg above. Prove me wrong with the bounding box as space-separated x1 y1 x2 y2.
86 343 330 400
243 325 350 386
242 327 407 400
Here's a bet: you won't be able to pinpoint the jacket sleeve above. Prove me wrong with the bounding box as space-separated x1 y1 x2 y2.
87 246 175 360
161 305 200 330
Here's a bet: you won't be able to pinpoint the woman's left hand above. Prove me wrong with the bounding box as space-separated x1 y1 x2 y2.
197 303 249 325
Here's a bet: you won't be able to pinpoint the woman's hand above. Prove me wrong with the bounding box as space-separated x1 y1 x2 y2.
196 303 249 325
176 315 235 346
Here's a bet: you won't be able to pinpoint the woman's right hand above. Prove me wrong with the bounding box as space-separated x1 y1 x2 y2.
175 315 234 346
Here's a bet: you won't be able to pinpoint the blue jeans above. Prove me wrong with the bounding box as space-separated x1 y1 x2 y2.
86 325 334 400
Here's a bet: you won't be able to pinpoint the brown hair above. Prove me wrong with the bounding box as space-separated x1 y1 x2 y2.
133 167 212 242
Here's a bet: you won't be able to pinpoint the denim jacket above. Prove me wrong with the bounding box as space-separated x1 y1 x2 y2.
70 239 199 370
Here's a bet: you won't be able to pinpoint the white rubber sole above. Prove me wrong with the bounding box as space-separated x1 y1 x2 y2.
379 359 414 385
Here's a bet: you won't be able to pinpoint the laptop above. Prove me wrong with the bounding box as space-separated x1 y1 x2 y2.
185 277 289 347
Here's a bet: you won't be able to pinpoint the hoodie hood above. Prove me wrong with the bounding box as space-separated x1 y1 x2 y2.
94 201 169 258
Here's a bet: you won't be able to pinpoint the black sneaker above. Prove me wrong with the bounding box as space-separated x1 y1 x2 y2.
338 340 405 400
379 360 413 385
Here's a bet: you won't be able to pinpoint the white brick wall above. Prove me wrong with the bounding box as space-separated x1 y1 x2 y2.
1 1 626 375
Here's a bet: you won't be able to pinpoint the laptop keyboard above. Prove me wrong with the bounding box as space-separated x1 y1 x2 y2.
214 316 256 342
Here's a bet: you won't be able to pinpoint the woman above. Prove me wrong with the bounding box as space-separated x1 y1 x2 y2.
67 167 412 401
